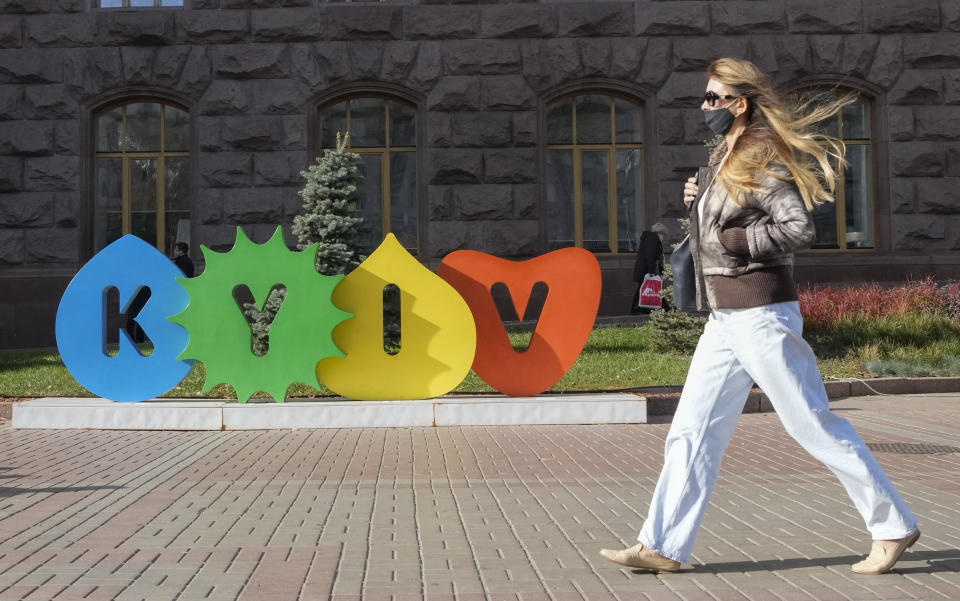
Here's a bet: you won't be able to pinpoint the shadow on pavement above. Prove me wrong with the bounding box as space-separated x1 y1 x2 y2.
646 409 861 425
675 549 960 574
0 485 123 497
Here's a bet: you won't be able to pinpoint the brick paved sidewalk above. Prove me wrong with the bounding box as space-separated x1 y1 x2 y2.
0 394 958 601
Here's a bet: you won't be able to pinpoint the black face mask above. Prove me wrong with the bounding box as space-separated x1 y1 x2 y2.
704 107 737 136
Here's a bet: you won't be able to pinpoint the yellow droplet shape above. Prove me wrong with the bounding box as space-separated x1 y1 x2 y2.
317 233 477 400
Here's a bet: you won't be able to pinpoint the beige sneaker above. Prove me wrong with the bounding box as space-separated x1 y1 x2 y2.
599 542 681 572
851 530 921 575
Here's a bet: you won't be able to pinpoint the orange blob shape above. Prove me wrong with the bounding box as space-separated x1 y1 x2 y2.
438 248 601 397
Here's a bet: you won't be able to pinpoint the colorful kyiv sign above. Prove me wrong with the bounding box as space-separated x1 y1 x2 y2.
55 227 602 403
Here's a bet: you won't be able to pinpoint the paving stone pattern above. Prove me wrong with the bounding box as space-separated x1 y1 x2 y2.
1 394 959 600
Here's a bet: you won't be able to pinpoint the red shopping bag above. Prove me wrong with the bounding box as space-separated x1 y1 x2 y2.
638 274 663 309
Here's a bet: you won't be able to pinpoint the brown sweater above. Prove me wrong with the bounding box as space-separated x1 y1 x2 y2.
707 226 799 309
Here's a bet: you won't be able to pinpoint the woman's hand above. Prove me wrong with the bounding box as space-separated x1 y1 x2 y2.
683 176 699 209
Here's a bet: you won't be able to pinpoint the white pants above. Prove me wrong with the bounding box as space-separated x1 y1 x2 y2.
638 301 917 563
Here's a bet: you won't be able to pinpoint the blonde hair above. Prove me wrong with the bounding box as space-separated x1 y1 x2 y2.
708 57 853 210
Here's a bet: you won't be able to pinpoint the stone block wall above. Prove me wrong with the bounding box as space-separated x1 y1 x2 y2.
1 0 960 348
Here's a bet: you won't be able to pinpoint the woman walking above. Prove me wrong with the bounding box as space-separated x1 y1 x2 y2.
600 58 919 575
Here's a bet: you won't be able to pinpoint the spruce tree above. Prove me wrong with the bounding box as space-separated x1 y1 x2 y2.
292 132 365 275
242 132 365 357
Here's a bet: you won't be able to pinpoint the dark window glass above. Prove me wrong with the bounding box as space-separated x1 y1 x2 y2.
576 95 611 145
130 159 157 248
615 98 643 144
389 100 416 147
844 144 872 249
97 107 122 152
95 158 122 251
616 149 644 253
318 102 348 149
349 98 386 147
130 159 157 213
811 201 839 249
390 152 417 252
356 154 383 253
842 101 869 140
581 151 610 253
546 149 574 250
125 103 161 152
546 97 573 145
165 157 190 211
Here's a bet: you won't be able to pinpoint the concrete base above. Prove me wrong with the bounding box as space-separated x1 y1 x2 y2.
12 394 647 430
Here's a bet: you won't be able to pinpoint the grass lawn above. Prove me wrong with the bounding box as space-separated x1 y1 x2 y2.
810 313 960 378
2 316 957 400
0 327 690 399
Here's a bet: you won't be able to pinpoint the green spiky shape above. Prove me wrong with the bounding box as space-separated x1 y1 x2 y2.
170 226 351 403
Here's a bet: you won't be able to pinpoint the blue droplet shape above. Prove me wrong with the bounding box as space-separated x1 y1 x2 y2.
55 235 194 402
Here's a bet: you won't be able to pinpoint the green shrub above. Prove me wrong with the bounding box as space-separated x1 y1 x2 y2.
864 360 936 378
292 131 365 275
647 308 707 355
660 262 674 309
241 286 286 357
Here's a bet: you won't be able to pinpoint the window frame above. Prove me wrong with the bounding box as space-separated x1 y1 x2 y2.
85 92 195 261
311 85 424 257
542 85 653 256
789 80 886 255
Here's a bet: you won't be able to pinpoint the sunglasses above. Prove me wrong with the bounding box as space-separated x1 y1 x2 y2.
703 91 739 107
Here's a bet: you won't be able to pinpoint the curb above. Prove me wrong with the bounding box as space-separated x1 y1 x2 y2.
3 377 960 423
643 376 960 416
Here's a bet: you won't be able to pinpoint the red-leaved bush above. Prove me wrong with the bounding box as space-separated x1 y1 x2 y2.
799 277 958 334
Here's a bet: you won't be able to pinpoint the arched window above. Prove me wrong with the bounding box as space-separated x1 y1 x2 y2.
317 96 418 254
801 89 874 250
546 92 644 253
93 100 191 254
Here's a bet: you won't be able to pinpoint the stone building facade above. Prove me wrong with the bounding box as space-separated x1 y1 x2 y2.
1 0 959 349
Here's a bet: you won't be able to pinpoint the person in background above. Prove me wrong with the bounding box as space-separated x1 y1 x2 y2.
124 241 194 344
630 222 667 314
172 241 194 278
600 57 918 576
